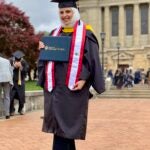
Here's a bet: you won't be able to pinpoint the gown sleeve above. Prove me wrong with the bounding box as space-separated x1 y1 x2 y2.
21 60 29 79
37 60 45 88
80 30 105 94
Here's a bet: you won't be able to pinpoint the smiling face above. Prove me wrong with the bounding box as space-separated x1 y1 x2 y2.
59 8 74 26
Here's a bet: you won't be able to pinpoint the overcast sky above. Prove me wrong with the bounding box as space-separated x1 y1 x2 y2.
6 0 61 32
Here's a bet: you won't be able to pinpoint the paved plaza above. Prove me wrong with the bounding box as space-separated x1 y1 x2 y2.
1 98 150 150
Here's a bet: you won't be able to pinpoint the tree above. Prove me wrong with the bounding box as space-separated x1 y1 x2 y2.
0 1 42 70
0 0 4 3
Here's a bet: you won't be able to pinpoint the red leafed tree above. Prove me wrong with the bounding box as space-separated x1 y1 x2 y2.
0 0 4 3
0 1 42 69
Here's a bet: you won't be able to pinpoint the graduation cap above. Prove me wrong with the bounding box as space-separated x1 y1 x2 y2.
12 50 25 61
51 0 78 8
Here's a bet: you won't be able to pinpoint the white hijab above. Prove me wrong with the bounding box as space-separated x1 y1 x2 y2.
60 7 81 27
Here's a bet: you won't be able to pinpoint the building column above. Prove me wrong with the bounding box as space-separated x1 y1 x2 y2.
99 7 102 36
87 7 100 40
104 6 110 48
133 3 140 47
119 5 125 47
98 7 102 47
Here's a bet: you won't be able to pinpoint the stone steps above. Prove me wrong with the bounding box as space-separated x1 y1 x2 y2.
92 85 150 99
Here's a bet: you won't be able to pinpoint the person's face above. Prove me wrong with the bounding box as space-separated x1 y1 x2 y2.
59 8 74 26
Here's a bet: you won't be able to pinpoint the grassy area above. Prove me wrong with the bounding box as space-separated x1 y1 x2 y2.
25 80 42 91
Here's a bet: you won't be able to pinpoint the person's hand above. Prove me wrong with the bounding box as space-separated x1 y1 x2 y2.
72 80 86 91
14 61 20 68
38 41 45 50
17 62 23 69
10 83 14 89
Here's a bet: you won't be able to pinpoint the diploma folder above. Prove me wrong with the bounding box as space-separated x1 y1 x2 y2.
39 36 71 61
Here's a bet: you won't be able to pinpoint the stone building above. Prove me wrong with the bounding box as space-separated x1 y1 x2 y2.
79 0 150 72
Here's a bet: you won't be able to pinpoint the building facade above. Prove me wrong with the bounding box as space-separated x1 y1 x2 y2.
79 0 150 72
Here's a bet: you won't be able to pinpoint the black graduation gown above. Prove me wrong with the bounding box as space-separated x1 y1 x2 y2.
10 60 28 104
38 29 105 140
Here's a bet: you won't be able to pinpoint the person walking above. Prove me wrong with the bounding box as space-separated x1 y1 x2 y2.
38 0 105 149
146 68 150 87
114 69 124 89
0 54 13 119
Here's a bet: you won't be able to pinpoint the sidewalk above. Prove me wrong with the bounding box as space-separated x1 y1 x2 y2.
1 98 150 150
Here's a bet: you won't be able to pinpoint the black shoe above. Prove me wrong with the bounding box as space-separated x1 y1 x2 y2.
10 112 15 116
6 116 10 119
19 111 24 115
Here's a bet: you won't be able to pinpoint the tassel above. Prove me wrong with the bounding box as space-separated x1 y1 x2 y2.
18 69 21 85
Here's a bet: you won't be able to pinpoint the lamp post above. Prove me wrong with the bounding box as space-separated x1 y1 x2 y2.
100 32 106 71
116 42 121 68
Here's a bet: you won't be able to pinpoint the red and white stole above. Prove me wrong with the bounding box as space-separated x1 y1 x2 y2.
45 20 86 92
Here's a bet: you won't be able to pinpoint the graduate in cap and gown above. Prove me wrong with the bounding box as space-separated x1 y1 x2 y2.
38 0 105 149
10 50 28 115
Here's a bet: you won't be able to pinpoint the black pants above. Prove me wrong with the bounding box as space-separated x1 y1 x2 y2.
53 135 76 150
10 99 24 113
10 88 24 113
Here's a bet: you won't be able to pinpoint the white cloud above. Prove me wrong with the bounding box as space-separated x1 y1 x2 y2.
36 22 61 33
5 0 60 32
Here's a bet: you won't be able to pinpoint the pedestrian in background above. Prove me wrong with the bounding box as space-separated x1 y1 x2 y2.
10 51 28 116
114 68 124 89
0 54 13 119
105 69 113 90
146 68 150 87
134 69 141 84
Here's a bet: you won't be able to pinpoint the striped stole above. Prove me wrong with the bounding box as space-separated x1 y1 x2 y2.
45 20 86 92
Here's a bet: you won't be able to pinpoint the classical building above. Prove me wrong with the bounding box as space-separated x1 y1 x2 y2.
79 0 150 72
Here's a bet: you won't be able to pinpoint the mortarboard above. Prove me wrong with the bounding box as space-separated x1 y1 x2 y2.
51 0 78 8
12 50 25 60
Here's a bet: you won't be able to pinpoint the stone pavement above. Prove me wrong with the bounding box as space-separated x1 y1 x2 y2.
1 98 150 150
